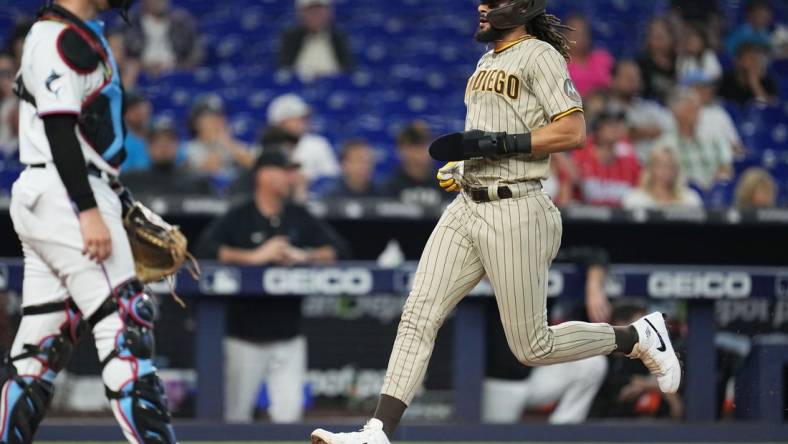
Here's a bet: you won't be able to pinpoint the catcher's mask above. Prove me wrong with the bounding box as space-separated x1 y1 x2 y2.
485 0 547 30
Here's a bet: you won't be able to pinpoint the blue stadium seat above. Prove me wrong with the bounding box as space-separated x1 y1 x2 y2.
704 181 736 209
3 0 787 198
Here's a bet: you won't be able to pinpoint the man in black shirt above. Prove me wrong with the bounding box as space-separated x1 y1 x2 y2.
121 116 214 196
196 151 349 423
383 121 449 206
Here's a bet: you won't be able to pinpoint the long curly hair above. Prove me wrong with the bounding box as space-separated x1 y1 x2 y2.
526 13 574 61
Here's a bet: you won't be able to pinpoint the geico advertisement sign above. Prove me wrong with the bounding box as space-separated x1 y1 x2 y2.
263 268 374 295
648 272 751 298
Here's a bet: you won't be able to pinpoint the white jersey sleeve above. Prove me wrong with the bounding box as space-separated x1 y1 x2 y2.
528 47 583 122
25 22 85 116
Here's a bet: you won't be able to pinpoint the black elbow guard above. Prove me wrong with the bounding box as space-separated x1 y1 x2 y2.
430 130 532 161
474 131 532 158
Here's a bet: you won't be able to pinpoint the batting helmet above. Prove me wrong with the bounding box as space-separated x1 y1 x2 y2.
486 0 547 30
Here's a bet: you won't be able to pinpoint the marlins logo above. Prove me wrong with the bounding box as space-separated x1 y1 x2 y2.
564 78 581 102
45 70 62 96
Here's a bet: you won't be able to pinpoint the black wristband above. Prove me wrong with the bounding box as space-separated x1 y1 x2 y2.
504 132 532 155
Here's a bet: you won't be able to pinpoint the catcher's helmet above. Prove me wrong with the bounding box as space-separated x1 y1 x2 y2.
486 0 547 30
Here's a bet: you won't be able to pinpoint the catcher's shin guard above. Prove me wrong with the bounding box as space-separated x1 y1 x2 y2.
0 300 86 444
90 279 176 444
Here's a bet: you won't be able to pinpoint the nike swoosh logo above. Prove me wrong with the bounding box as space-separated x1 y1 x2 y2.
645 318 667 352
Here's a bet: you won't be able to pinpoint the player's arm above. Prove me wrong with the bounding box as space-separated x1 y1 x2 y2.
530 111 586 155
429 114 585 161
528 47 587 154
43 114 112 262
31 26 112 262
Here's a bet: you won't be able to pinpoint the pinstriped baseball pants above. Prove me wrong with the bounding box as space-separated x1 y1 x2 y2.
380 183 617 404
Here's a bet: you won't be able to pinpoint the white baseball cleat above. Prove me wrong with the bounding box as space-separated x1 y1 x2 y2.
628 311 682 393
311 418 392 444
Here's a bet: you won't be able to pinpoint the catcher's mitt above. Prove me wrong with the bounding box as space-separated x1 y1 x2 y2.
123 201 200 290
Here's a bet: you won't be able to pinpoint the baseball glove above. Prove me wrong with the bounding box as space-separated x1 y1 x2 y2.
123 200 200 290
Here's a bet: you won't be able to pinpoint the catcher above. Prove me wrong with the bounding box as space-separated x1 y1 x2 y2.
3 1 194 442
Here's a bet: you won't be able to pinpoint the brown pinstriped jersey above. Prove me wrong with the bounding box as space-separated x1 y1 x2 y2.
463 37 583 185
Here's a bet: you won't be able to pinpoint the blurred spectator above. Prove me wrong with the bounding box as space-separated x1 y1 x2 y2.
543 152 577 207
718 40 778 106
196 150 349 423
265 94 340 184
321 139 380 198
121 91 152 172
572 110 641 207
278 0 354 82
185 94 255 179
124 0 202 75
0 51 17 156
590 301 683 420
658 89 733 190
383 121 447 206
725 0 774 58
734 167 777 209
228 127 302 200
5 20 33 68
686 73 745 158
608 60 673 161
622 145 703 210
122 116 213 196
637 18 677 103
483 356 607 424
565 15 614 97
107 28 141 89
581 88 610 125
773 24 788 59
670 0 720 25
677 22 722 82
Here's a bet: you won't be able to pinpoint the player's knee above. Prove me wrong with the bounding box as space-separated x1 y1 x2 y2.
514 347 554 366
89 279 157 365
511 328 556 366
398 305 443 339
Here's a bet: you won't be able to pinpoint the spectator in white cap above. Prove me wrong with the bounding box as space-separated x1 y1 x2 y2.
277 0 354 82
264 94 340 184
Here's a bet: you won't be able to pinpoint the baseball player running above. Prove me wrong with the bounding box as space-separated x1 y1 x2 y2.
2 1 176 443
312 1 680 443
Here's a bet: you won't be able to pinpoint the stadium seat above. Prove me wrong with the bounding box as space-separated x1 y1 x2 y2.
2 0 786 198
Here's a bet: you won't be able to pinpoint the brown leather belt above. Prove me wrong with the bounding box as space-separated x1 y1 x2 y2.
468 186 513 203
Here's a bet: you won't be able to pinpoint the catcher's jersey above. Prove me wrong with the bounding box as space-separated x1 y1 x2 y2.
463 37 583 185
17 18 124 175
